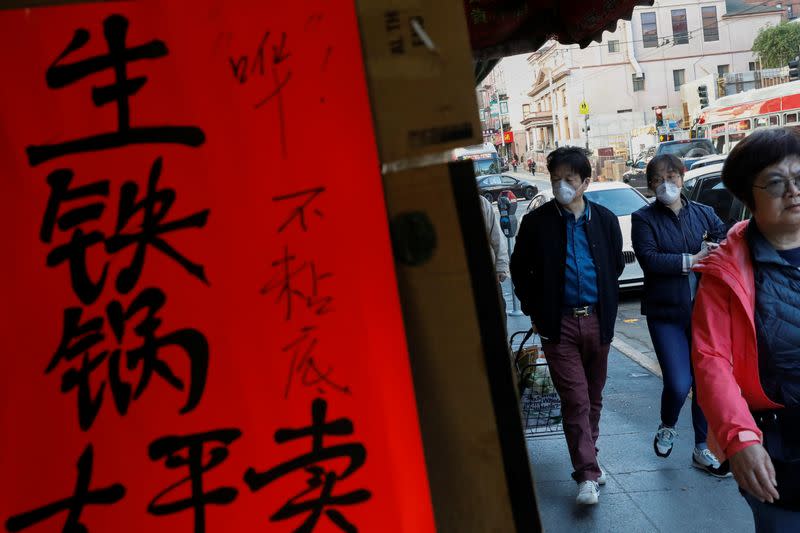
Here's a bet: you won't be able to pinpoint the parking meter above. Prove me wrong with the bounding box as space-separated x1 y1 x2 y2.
499 213 518 238
497 193 519 238
497 193 518 215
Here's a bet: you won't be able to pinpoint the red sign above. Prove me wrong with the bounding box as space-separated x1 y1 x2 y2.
503 130 514 143
0 2 435 532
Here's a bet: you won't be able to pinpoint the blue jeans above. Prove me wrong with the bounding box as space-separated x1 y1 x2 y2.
744 493 800 532
647 317 707 444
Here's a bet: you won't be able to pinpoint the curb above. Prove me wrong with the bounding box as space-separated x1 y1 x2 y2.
611 338 662 378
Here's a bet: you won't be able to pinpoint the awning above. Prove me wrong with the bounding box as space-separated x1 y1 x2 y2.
468 0 654 82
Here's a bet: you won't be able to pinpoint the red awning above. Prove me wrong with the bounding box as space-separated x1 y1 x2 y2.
468 0 654 80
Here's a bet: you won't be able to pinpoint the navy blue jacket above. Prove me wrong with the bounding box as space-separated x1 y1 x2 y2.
511 199 624 344
748 222 800 407
631 197 726 321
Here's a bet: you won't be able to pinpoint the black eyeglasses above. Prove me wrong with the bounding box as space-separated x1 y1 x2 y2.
752 176 800 198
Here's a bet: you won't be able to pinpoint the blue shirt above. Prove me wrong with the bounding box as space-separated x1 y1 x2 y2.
560 202 599 307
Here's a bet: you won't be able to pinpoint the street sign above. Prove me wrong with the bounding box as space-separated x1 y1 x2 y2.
579 100 590 115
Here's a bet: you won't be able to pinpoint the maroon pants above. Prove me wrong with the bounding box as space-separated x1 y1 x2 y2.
542 313 610 483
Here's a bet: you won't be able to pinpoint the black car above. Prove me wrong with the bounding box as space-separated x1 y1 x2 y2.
682 163 749 230
476 174 538 202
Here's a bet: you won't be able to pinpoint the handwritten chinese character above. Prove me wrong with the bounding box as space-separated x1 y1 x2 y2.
244 398 371 532
26 14 205 167
148 429 242 533
5 445 125 533
46 287 209 431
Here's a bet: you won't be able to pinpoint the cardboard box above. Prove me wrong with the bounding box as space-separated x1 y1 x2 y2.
356 0 481 164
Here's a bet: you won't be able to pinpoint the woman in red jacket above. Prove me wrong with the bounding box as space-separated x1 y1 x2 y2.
693 127 800 531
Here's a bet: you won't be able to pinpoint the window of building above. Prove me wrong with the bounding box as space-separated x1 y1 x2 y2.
562 90 567 106
717 64 730 76
789 5 794 19
632 73 645 92
523 103 530 115
702 6 719 42
671 9 688 44
749 62 757 71
608 40 620 52
673 69 685 91
500 101 509 114
641 12 658 48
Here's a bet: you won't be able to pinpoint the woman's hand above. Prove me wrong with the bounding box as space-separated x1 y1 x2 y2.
729 444 780 503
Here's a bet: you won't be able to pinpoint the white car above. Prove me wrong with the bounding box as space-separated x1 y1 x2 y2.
688 154 726 170
526 181 647 290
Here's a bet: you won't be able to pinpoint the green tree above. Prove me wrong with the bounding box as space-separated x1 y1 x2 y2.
752 21 800 68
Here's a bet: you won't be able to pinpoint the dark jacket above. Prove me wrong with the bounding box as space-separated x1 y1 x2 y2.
510 199 625 344
748 222 800 407
631 197 726 321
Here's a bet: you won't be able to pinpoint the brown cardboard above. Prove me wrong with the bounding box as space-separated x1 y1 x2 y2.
356 0 481 164
382 161 541 532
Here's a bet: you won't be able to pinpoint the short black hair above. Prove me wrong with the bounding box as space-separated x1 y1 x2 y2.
645 154 684 189
722 127 800 210
546 146 592 180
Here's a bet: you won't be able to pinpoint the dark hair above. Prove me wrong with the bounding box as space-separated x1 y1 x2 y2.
645 154 684 189
722 127 800 209
546 146 592 179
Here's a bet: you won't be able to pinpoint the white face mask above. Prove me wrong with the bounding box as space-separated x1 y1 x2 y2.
553 180 577 205
656 182 681 205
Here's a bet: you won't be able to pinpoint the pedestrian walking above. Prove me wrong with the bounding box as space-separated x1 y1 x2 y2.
479 194 509 329
527 157 536 174
693 127 800 531
510 146 624 506
630 154 728 476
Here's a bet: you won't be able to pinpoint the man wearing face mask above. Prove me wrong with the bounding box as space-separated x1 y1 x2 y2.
511 147 624 506
631 154 728 477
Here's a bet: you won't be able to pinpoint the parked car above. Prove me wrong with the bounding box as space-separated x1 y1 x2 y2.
681 162 749 230
526 181 647 290
477 174 538 202
654 138 717 169
623 139 719 197
687 154 726 170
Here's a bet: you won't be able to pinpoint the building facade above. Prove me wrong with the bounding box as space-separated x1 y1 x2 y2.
477 55 535 163
521 0 781 160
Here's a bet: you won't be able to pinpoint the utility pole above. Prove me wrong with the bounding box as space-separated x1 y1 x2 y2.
548 68 559 148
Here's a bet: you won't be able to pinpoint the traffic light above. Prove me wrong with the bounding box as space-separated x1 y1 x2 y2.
698 85 709 108
655 107 664 127
790 56 800 81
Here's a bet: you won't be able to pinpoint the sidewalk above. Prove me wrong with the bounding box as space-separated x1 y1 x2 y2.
504 298 754 533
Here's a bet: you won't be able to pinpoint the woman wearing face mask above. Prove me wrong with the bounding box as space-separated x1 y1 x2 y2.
631 154 727 475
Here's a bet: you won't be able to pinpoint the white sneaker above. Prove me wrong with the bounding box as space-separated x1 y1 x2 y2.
598 467 607 485
692 447 732 478
576 480 599 505
654 424 677 458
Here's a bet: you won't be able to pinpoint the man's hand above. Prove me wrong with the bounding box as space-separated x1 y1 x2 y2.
729 443 780 503
498 272 508 282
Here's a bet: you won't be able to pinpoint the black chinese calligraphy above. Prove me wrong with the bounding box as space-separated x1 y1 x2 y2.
40 158 210 305
227 30 292 157
148 429 242 533
5 445 125 533
46 287 209 431
272 187 325 233
26 14 205 167
282 326 350 399
106 156 210 294
244 398 370 532
260 245 333 321
41 169 111 305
